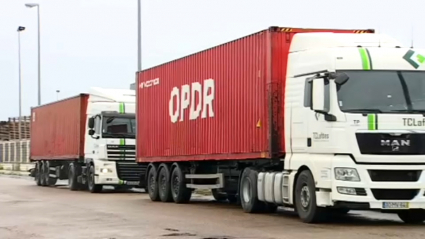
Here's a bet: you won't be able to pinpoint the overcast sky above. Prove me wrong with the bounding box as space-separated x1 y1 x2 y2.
0 0 424 120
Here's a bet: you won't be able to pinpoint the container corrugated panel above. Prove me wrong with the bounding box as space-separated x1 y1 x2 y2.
136 26 374 163
30 94 89 161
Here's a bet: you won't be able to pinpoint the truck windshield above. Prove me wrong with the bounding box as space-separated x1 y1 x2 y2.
102 117 136 139
336 70 425 114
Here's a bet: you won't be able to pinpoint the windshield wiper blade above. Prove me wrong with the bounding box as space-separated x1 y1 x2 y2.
103 133 134 138
389 109 425 114
344 108 382 113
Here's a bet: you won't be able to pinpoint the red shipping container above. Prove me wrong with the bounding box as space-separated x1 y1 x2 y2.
136 27 374 163
30 94 89 161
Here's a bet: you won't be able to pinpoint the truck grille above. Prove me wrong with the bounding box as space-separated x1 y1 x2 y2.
106 144 135 160
116 161 147 182
356 133 425 155
371 189 419 200
368 170 421 182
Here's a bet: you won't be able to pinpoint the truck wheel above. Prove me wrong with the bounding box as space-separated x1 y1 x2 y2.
44 161 57 186
40 161 47 186
68 163 79 191
212 189 227 202
147 164 160 201
87 164 102 193
170 164 192 203
43 161 50 186
35 162 42 186
397 209 425 224
239 167 263 213
158 165 173 202
294 170 326 223
48 176 58 186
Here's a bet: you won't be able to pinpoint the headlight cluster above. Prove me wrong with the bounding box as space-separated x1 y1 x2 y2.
334 167 360 182
100 168 113 173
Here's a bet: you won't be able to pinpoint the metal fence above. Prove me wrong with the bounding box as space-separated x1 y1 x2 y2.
0 139 30 163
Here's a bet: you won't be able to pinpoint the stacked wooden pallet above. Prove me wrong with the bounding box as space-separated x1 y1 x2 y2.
0 121 9 141
0 116 31 141
8 116 31 140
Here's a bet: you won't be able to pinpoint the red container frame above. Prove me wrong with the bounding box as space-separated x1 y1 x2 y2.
30 94 89 161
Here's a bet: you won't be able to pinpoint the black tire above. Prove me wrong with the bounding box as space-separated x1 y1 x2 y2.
87 164 102 193
212 189 227 201
44 161 50 186
158 165 173 202
68 163 79 191
44 161 57 186
239 167 263 213
294 170 326 223
397 209 425 224
147 164 160 201
40 161 47 186
170 164 192 203
48 176 58 186
35 162 42 186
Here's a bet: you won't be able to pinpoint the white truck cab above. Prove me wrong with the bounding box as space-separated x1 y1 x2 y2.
258 32 425 223
84 87 144 191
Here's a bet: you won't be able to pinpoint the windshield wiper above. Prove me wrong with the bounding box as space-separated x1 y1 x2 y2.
344 108 382 113
103 133 135 138
389 109 425 114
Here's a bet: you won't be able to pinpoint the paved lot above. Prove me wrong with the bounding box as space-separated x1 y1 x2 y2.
0 176 424 239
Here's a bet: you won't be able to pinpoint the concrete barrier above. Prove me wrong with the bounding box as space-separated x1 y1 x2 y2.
0 163 34 176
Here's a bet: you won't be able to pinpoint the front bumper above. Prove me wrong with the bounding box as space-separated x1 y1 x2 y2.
94 160 144 186
331 161 425 210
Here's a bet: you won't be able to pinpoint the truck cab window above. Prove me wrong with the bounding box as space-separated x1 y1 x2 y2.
102 116 135 138
336 70 425 113
94 117 101 134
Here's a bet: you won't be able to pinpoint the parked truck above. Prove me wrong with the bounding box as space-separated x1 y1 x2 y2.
31 87 146 192
136 26 425 224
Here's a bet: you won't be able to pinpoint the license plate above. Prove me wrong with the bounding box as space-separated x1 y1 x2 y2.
382 202 409 209
126 181 139 186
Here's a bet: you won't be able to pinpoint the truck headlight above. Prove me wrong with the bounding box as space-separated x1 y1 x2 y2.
334 168 360 182
100 168 113 173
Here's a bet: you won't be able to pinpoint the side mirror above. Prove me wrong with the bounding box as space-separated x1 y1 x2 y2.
334 72 349 85
311 78 329 113
88 129 95 136
88 117 95 129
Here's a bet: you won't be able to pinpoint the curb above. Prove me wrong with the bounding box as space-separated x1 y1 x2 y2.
0 170 30 177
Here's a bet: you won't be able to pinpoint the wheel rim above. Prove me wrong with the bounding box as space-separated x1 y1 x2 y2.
172 172 180 197
242 177 252 203
300 184 310 209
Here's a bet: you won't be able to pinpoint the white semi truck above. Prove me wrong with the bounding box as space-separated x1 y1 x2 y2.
255 32 425 224
30 87 146 192
136 26 425 224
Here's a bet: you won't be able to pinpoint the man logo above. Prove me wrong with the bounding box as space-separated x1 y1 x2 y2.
381 139 410 152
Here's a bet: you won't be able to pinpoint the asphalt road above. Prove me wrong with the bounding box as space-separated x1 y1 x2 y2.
0 175 424 239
